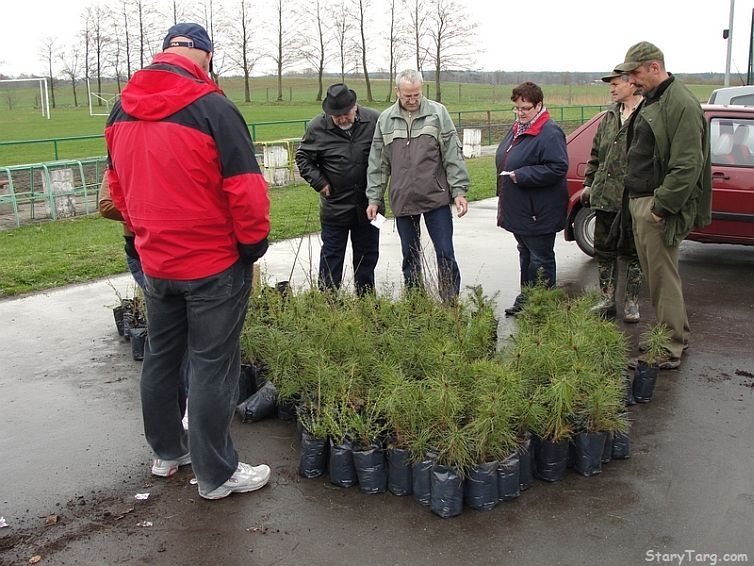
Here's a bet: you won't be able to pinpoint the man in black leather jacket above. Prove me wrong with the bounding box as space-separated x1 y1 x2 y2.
296 83 382 295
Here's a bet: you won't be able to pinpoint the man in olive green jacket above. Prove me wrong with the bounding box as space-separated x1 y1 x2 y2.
366 69 469 302
618 41 712 368
582 71 644 322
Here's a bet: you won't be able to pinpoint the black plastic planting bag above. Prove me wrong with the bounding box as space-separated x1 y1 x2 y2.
387 448 412 496
235 381 278 423
329 438 357 488
129 327 147 361
352 445 387 493
611 432 631 459
574 431 608 477
498 452 521 501
412 459 433 505
517 435 533 491
237 363 260 405
431 465 464 518
534 437 569 482
277 400 297 421
623 371 636 406
601 431 614 464
113 305 125 336
633 362 659 403
464 461 498 511
299 431 328 478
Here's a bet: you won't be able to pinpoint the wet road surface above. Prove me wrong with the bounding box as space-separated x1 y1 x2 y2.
1 198 752 565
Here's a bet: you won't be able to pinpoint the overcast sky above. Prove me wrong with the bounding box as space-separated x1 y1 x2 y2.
0 0 751 79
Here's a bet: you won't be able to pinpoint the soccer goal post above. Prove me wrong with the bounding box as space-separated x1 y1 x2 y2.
87 79 120 117
0 78 50 119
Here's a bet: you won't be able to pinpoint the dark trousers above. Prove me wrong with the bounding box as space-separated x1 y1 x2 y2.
513 232 557 303
141 259 251 493
319 221 380 295
395 205 460 302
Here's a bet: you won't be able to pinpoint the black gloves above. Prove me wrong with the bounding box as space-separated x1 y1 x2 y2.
123 235 139 260
238 238 269 265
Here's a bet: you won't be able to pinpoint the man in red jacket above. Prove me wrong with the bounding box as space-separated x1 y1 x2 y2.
105 23 271 500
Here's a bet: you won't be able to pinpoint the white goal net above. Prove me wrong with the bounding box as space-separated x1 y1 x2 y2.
0 78 50 119
87 79 120 117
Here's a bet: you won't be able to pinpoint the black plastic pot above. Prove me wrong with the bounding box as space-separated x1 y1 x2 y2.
633 362 659 403
277 399 297 422
464 461 498 511
623 371 636 406
298 431 328 478
534 437 569 482
329 438 357 488
387 448 412 496
430 465 464 518
238 363 260 405
121 299 134 341
517 434 533 491
352 444 387 494
129 327 147 361
235 381 278 423
601 431 614 465
566 441 576 469
113 305 125 336
412 458 433 506
574 431 608 477
611 432 631 460
497 452 521 501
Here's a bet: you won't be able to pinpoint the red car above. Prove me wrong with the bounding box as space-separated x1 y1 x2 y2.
564 104 754 256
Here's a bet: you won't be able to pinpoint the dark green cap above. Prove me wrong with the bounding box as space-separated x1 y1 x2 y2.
614 41 664 73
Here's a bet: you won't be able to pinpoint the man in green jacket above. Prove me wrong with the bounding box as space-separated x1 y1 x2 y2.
582 71 644 322
617 41 712 369
366 69 469 303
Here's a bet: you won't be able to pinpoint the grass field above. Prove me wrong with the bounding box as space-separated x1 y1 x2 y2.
0 76 719 165
0 155 498 297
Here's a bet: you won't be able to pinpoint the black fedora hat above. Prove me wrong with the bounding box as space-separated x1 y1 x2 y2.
322 83 357 115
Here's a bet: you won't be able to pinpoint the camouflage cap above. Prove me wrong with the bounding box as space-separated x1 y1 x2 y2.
601 70 625 83
614 41 664 73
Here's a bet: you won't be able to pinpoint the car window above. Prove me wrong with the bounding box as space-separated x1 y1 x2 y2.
710 118 754 167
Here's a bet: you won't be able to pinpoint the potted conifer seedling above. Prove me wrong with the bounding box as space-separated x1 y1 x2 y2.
633 324 673 403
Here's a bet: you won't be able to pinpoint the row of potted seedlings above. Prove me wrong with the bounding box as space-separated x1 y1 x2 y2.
239 283 650 518
111 287 148 361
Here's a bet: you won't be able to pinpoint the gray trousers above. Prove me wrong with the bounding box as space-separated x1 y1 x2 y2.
629 196 689 358
141 259 252 493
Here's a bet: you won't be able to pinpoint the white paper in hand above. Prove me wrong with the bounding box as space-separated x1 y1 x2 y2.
370 213 386 229
499 171 513 176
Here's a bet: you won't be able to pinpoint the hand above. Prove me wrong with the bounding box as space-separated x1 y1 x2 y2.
320 184 331 197
454 196 468 218
651 212 663 223
509 171 517 184
581 187 591 207
366 204 379 221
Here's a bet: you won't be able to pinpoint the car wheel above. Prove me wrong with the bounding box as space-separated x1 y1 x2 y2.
573 207 596 257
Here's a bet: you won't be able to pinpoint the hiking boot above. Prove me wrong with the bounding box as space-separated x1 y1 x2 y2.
657 357 681 370
152 453 191 477
198 462 271 500
623 299 640 323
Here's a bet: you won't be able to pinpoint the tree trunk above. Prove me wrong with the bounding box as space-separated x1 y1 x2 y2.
434 42 441 103
358 0 373 102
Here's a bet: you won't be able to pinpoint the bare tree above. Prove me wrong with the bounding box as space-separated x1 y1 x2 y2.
118 0 133 78
109 14 126 92
39 37 58 108
170 0 190 24
86 5 110 106
353 0 373 102
59 46 81 107
385 0 401 101
332 2 356 84
268 0 301 102
226 0 262 101
426 0 476 103
301 0 330 101
402 0 429 72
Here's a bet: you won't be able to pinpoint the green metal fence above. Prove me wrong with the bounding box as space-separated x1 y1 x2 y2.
0 105 607 166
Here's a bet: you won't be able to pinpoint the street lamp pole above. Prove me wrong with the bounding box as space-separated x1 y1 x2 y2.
725 0 735 87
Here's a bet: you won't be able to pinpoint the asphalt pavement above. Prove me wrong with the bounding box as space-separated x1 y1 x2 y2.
1 197 752 565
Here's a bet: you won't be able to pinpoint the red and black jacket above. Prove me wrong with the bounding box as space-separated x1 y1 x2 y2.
105 52 270 280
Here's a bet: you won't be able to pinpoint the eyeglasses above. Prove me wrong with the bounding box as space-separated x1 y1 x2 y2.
512 105 535 114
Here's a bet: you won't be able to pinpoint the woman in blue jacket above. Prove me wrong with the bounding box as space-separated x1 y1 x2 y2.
496 82 569 316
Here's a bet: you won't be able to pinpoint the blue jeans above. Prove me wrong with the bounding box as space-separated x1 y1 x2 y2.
141 259 252 493
127 255 146 289
513 232 557 303
319 222 379 295
395 205 460 302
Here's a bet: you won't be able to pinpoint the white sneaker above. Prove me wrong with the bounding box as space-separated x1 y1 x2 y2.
151 453 191 477
198 462 271 500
